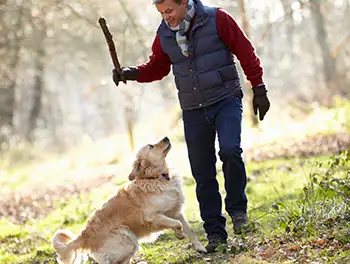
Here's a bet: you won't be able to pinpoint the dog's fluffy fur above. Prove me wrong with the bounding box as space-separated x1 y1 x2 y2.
52 137 206 264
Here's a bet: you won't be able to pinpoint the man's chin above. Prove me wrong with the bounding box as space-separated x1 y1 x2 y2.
168 21 179 27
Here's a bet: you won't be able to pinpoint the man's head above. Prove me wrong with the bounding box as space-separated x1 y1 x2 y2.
153 0 188 27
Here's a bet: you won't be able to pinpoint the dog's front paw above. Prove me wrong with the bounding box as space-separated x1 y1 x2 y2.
194 243 207 253
174 228 185 240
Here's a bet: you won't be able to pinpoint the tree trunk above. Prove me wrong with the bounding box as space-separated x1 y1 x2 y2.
0 5 23 144
27 19 46 142
346 0 350 28
237 0 258 126
309 0 345 100
279 0 294 50
124 94 135 151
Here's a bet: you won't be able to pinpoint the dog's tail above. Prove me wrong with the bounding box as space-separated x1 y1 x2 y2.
52 229 84 264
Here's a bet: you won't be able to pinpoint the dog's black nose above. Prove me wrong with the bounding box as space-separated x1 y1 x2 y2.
162 137 170 143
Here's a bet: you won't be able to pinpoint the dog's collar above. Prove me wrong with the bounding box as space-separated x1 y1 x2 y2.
161 173 170 181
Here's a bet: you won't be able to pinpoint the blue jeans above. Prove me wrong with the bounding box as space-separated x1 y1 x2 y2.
182 96 248 240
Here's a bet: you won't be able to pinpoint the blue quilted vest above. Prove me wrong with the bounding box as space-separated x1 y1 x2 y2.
157 0 242 110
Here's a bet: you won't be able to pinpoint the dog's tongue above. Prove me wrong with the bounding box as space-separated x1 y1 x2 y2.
161 173 170 181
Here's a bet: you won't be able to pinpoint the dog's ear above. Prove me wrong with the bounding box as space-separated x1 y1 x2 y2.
128 160 140 181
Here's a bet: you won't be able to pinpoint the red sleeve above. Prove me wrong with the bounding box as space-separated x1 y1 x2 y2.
216 8 263 87
136 35 171 83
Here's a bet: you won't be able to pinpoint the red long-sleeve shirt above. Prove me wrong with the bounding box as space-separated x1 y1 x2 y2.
136 8 263 87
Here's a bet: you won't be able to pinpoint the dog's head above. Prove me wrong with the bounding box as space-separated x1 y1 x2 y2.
128 137 171 181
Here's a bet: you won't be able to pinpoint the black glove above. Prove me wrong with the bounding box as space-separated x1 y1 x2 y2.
252 84 270 121
112 66 138 86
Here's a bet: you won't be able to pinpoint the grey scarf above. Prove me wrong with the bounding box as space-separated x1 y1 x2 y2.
165 0 196 57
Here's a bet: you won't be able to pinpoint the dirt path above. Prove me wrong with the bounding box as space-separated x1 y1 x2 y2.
244 132 349 162
0 175 114 224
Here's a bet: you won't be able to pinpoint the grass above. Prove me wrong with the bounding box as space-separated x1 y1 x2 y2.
0 150 348 264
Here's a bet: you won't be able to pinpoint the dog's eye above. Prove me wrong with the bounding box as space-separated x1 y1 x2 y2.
149 144 154 149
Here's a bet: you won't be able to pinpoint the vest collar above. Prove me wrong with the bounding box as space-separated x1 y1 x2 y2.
157 0 209 37
192 0 209 26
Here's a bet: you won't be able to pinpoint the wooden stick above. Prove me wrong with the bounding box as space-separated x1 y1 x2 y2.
98 17 122 74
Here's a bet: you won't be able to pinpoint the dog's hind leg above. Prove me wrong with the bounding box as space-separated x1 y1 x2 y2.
92 228 138 264
175 213 206 253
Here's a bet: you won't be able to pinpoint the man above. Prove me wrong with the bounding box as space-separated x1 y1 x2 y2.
112 0 270 253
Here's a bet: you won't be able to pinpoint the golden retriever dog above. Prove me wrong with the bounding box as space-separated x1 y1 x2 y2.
52 137 206 264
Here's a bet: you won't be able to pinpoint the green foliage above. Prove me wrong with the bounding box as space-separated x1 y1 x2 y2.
25 248 58 264
271 150 350 243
